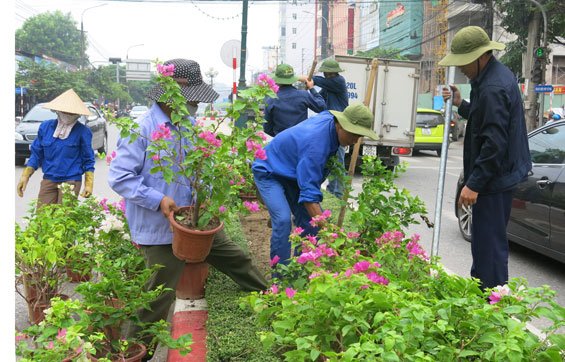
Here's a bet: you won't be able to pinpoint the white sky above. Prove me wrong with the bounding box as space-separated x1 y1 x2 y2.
13 0 281 87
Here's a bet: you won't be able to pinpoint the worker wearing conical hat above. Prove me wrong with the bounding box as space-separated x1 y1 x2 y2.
17 89 96 205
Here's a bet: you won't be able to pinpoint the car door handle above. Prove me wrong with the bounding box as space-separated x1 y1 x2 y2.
536 178 552 189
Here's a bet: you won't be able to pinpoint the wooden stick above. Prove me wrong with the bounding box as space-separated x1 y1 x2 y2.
307 60 317 81
337 59 379 227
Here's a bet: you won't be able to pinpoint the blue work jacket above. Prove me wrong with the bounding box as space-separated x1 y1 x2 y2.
252 111 339 204
457 57 532 194
312 74 349 111
263 85 326 136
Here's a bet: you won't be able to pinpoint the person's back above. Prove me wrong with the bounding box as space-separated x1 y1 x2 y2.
263 64 325 137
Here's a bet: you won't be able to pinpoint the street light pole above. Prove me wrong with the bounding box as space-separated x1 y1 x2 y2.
205 68 219 111
80 3 107 69
126 43 144 59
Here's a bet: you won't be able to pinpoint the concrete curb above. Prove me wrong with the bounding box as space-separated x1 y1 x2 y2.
167 298 208 361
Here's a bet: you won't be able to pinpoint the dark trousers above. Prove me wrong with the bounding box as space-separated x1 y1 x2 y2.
125 228 267 346
470 190 513 290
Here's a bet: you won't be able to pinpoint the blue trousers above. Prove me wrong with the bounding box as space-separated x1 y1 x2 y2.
326 146 345 198
470 190 513 290
253 170 319 264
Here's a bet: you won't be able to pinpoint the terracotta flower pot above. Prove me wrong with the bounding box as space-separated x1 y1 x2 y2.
28 294 69 325
176 262 209 300
91 342 147 362
169 206 223 263
65 266 92 283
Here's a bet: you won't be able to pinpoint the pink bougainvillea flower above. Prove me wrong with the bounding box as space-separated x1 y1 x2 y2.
344 269 353 278
151 154 160 162
291 226 304 236
347 231 360 239
218 205 226 213
257 73 279 93
56 328 67 342
99 197 109 212
270 255 280 267
198 130 222 147
47 341 54 350
270 284 279 294
256 131 268 141
360 285 369 290
254 148 267 160
489 291 502 304
353 260 371 273
309 209 332 227
157 63 175 77
309 272 321 279
285 287 296 299
243 201 261 213
366 271 389 285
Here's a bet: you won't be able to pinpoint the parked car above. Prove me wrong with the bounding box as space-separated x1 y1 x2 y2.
413 108 447 157
15 103 108 166
455 119 565 263
448 111 466 141
128 105 149 119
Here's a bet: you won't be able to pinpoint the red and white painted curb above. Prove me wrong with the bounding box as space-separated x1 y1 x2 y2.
167 298 208 361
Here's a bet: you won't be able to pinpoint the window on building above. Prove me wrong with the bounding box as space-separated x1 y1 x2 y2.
281 27 286 36
292 28 297 34
292 13 297 20
292 43 296 49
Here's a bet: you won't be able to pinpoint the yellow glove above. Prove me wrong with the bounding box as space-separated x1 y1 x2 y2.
80 171 94 198
17 167 35 197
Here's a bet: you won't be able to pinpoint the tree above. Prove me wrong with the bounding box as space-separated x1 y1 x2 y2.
16 11 84 67
15 59 96 103
355 47 408 60
494 0 565 75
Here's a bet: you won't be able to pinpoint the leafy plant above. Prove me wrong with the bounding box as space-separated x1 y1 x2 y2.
111 61 277 229
244 223 565 361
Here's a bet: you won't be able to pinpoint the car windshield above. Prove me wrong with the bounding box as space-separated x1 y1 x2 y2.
21 106 57 123
416 113 443 127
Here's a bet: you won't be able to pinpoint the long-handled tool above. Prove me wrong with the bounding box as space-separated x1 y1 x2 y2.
337 59 379 227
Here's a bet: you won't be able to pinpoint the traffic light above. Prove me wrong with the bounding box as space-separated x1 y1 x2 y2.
532 58 543 84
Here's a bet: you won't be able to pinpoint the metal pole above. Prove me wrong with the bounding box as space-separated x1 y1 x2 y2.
80 4 107 69
431 66 455 259
238 0 248 89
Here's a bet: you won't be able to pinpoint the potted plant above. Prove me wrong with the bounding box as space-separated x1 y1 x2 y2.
111 61 278 262
15 190 83 324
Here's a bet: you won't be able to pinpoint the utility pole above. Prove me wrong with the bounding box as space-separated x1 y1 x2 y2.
524 11 541 131
321 1 329 59
238 0 248 89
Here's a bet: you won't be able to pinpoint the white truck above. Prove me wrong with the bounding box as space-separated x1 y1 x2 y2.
333 55 420 171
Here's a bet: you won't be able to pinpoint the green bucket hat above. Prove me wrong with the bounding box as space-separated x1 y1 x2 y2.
271 63 298 85
318 59 344 73
330 103 378 140
439 26 505 66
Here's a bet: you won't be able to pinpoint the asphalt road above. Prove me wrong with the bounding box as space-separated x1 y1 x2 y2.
14 124 564 335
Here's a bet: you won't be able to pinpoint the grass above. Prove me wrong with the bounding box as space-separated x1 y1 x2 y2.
204 191 353 361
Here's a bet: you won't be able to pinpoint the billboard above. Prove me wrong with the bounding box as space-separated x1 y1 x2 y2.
126 59 152 81
379 1 423 58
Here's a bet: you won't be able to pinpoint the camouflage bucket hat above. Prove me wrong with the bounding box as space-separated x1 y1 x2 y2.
270 63 298 85
318 59 344 73
439 26 505 66
330 103 378 140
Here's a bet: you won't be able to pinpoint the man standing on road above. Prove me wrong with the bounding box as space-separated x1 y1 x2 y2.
108 58 267 359
440 26 532 291
263 63 326 137
300 59 349 198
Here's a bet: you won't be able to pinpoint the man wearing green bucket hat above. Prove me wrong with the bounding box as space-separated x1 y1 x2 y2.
300 59 350 198
440 26 531 291
252 102 377 268
263 63 326 137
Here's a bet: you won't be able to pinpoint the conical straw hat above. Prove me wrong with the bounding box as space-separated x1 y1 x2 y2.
43 89 90 115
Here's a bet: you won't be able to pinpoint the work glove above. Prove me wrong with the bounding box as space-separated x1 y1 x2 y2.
17 167 35 197
80 171 94 198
